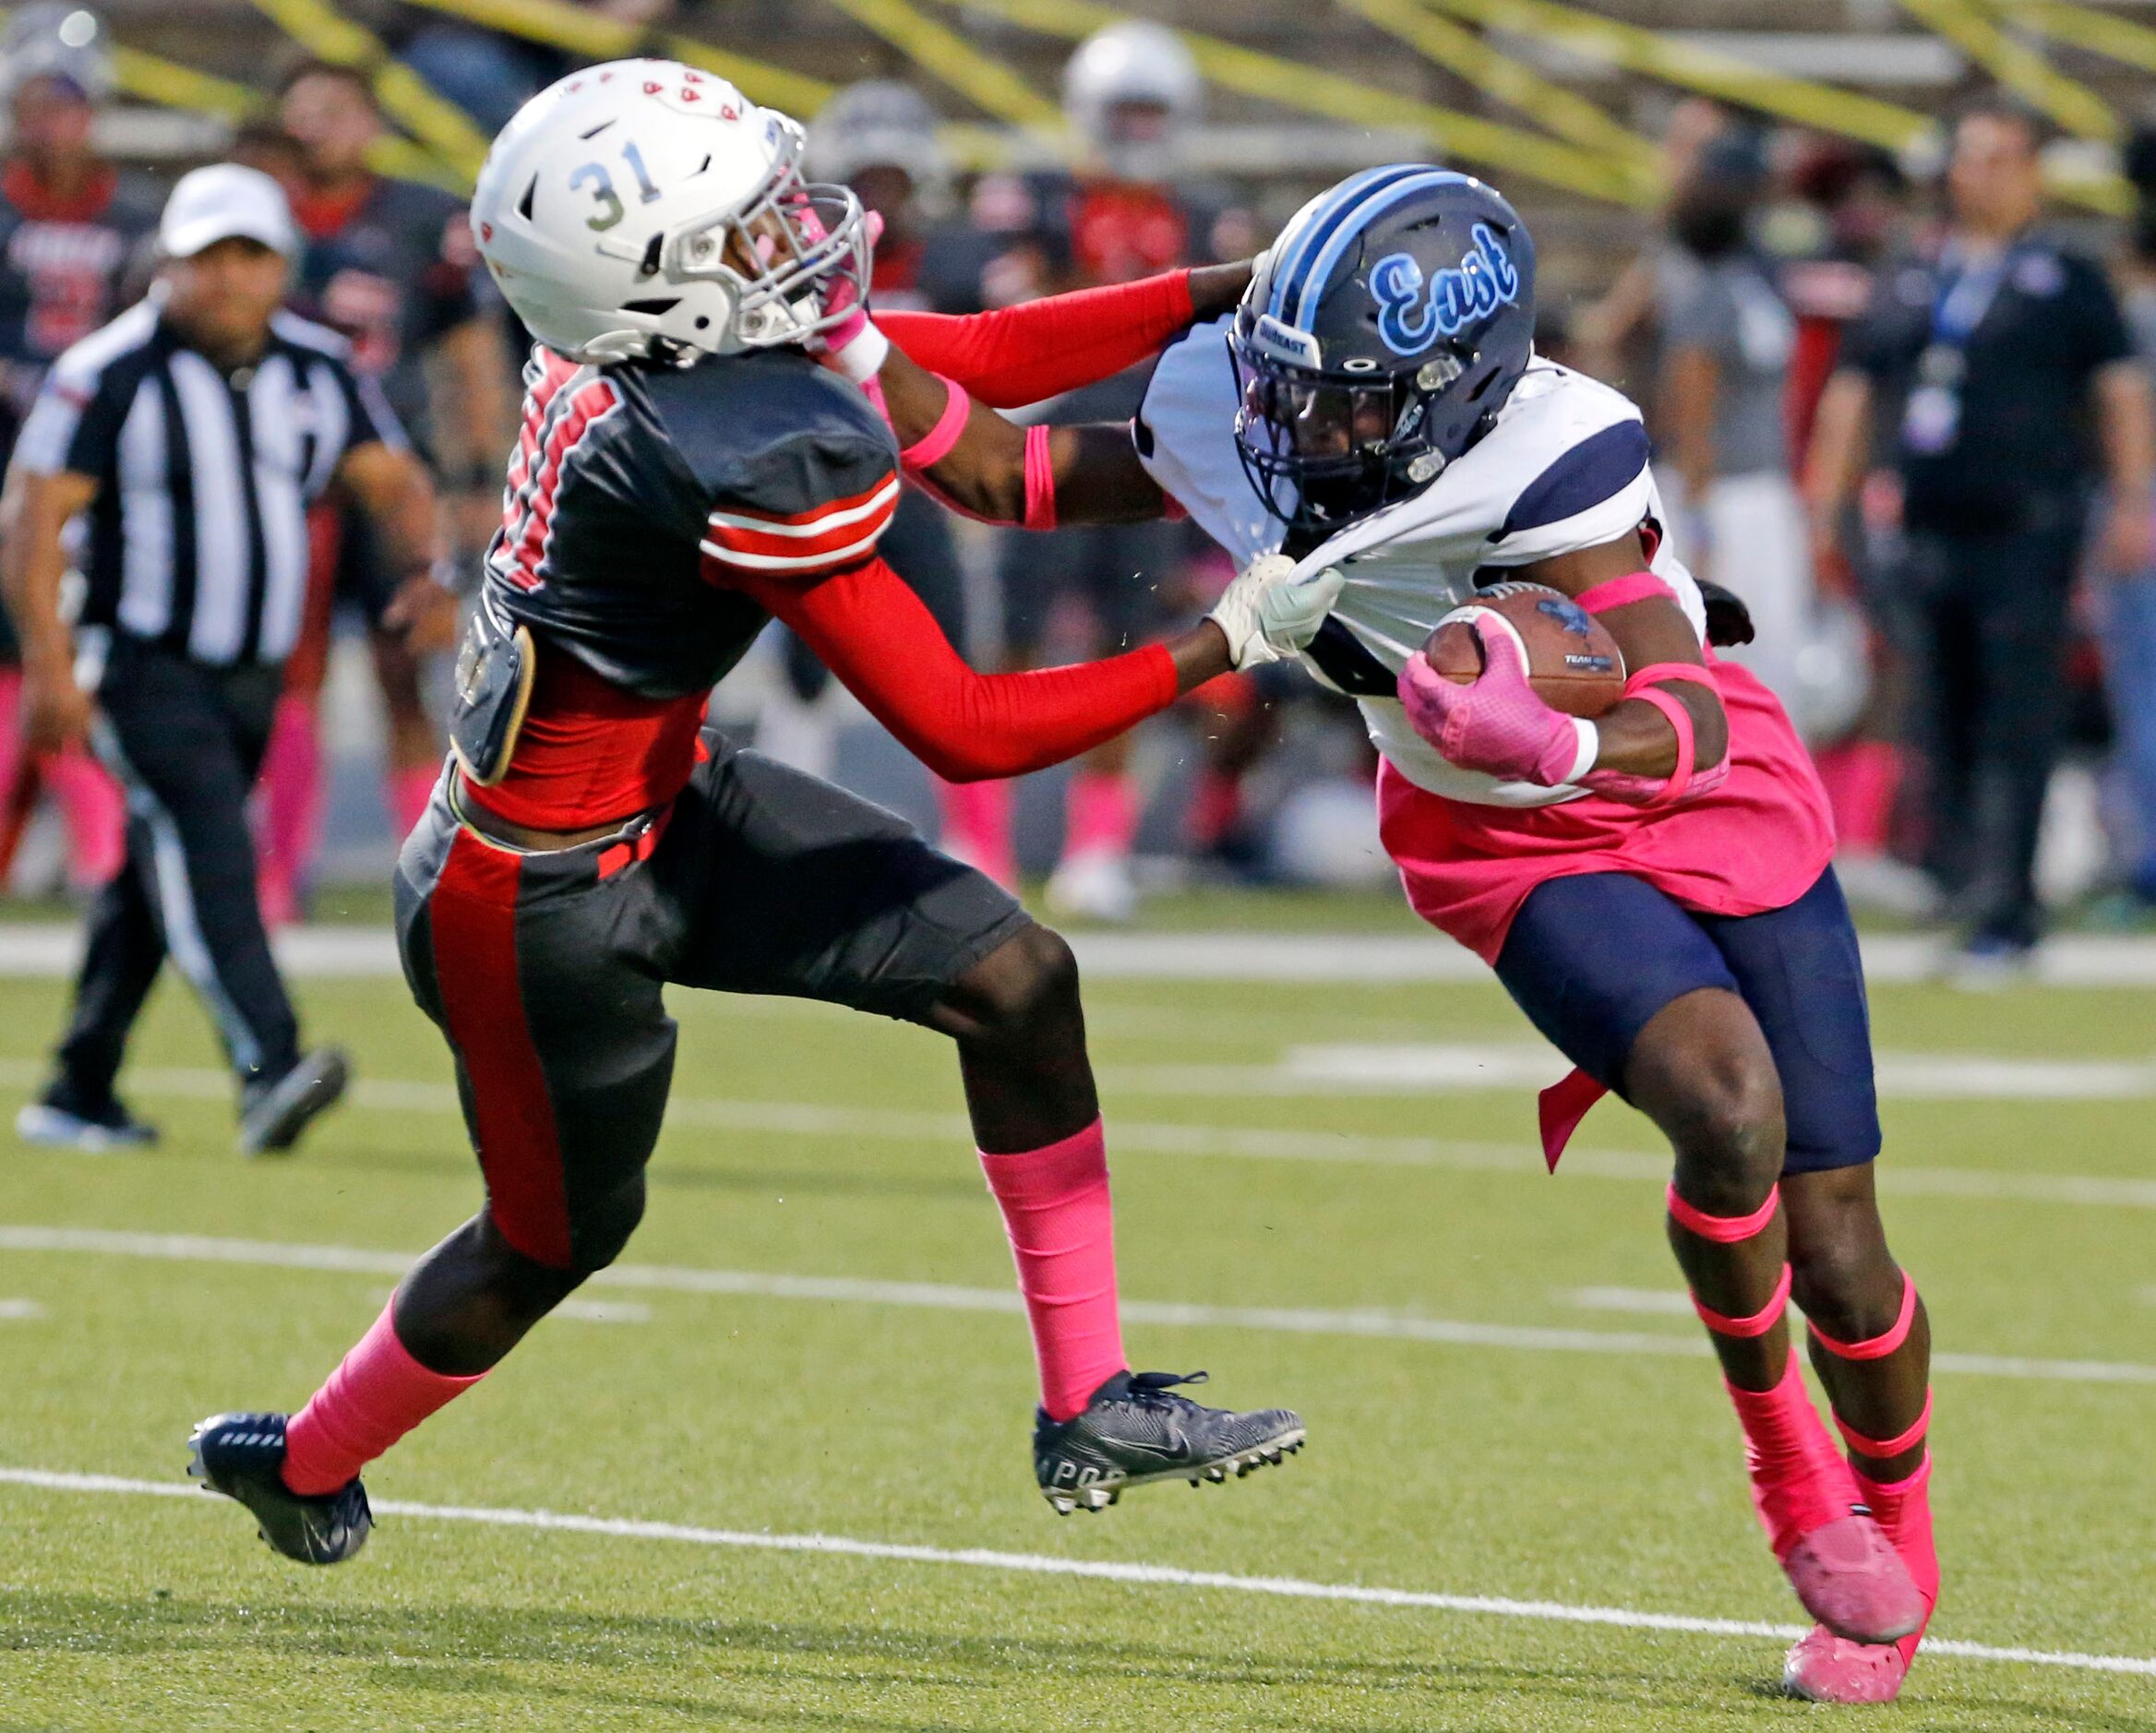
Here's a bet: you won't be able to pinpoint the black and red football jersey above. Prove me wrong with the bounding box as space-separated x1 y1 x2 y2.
0 161 161 421
483 342 899 701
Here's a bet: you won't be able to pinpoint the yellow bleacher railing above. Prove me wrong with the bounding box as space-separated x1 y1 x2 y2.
1332 0 1657 173
391 0 834 120
1895 0 2117 141
1420 0 1934 154
1419 0 2127 214
245 0 492 180
1985 0 2156 78
920 0 1656 205
819 0 1060 132
100 35 468 192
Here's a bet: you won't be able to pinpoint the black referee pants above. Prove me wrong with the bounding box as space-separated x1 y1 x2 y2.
1890 519 2083 949
55 635 300 1100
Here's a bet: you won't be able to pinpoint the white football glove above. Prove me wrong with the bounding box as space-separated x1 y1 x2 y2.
1207 555 1346 669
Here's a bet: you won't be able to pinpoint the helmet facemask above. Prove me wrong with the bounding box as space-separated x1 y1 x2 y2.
647 119 869 356
1230 312 1471 540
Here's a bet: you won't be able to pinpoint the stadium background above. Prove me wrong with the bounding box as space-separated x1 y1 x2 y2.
2 0 2149 919
3 4 2156 1728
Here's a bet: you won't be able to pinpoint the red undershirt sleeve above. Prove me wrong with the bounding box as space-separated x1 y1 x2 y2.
878 270 1198 408
737 558 1179 783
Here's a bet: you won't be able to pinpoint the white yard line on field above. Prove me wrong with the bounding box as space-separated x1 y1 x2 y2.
1108 1044 2156 1100
6 1058 2149 1210
5 924 2156 985
1561 1287 1697 1317
0 1297 43 1320
0 1466 2148 1679
3 1224 2150 1386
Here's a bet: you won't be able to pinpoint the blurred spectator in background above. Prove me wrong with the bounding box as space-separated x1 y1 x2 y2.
2097 132 2156 916
1807 99 2156 975
1781 140 1912 873
1656 132 1814 705
0 6 153 899
1574 96 1732 389
761 83 983 873
262 60 499 917
964 21 1249 916
1782 140 1908 455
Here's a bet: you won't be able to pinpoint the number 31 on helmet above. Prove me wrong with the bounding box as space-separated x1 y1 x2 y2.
471 59 870 366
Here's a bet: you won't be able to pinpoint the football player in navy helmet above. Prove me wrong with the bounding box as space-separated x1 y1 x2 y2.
851 165 1940 1706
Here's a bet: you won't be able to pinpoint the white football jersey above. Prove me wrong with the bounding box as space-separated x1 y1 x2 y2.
1135 316 1707 806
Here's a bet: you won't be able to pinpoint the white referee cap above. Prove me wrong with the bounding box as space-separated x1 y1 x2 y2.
161 163 298 260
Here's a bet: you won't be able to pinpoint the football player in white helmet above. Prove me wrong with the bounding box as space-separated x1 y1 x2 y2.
1063 19 1201 187
839 167 1940 1708
188 62 1336 1560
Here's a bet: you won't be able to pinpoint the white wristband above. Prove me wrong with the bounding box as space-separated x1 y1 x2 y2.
833 317 890 385
1563 718 1599 785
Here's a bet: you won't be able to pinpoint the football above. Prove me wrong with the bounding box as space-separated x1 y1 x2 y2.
1423 581 1627 717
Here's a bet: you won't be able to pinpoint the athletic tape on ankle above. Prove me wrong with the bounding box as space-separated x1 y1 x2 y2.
1575 571 1676 615
1692 1263 1793 1338
900 376 970 472
1022 423 1057 531
1666 1181 1781 1243
1835 1390 1932 1460
1809 1273 1918 1361
1855 1452 1933 1500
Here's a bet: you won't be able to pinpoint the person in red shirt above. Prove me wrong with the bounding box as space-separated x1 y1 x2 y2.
254 63 492 918
189 64 1336 1562
0 7 152 897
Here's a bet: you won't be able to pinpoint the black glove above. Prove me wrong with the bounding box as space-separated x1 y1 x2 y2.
1697 580 1755 648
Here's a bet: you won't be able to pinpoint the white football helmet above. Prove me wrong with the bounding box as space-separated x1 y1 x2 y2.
472 59 868 365
1061 20 1201 184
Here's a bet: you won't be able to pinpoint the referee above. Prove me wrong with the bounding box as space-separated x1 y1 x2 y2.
2 162 447 1153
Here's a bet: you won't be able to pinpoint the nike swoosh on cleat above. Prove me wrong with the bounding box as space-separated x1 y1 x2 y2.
1092 1433 1193 1464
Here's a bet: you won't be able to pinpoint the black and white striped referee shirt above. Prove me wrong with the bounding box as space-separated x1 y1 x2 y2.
11 297 406 666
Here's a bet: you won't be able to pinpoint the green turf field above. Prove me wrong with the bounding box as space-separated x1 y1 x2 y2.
1 925 2152 1729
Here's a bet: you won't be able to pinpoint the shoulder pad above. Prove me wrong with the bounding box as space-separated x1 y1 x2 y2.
656 352 900 581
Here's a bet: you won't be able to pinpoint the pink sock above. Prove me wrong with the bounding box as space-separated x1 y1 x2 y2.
1855 1454 1939 1663
1063 770 1138 860
281 1302 486 1495
1725 1356 1862 1560
938 777 1016 887
978 1117 1127 1422
388 764 437 840
46 749 124 889
1815 740 1901 855
259 695 324 902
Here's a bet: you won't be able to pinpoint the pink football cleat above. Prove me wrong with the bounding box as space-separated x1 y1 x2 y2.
1780 1512 1926 1644
1783 1628 1912 1704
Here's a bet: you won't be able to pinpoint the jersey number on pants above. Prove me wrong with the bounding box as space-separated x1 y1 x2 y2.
489 358 620 592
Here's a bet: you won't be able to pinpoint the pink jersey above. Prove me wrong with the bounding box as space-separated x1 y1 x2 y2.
1379 658 1837 964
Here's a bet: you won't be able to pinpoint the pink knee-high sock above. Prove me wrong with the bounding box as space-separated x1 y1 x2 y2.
1725 1356 1863 1560
260 695 324 891
1855 1454 1938 1663
1063 770 1138 860
387 764 437 841
938 777 1016 887
47 749 125 890
281 1302 486 1495
978 1117 1127 1422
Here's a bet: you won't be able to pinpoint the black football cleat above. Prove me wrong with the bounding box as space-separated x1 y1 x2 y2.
1034 1370 1304 1515
237 1046 350 1156
187 1411 372 1565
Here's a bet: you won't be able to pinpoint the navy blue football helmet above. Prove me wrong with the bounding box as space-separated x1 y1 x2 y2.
1232 166 1537 543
